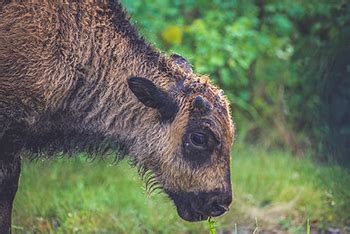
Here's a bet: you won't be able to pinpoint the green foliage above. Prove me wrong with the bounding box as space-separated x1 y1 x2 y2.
291 1 350 163
307 32 350 165
208 218 216 234
121 0 350 162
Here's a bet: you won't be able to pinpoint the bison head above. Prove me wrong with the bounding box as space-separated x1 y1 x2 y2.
127 56 234 222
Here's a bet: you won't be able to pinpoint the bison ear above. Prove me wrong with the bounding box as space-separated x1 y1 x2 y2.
171 53 193 73
128 77 178 123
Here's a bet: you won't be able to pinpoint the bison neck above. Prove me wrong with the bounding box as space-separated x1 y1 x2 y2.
31 5 174 160
6 1 179 161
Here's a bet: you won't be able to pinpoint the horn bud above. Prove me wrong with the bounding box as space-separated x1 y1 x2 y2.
192 95 206 110
171 53 193 73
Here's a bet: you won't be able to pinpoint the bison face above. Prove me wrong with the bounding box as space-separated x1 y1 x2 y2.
165 95 233 221
128 76 234 222
167 107 233 221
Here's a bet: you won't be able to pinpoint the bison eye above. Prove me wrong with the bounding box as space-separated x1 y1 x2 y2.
190 132 207 148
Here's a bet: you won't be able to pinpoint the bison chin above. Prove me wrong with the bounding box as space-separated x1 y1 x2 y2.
165 189 232 222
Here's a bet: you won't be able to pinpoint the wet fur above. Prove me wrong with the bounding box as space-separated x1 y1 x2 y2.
0 0 234 230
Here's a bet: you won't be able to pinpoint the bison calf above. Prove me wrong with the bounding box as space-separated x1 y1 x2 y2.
0 1 234 232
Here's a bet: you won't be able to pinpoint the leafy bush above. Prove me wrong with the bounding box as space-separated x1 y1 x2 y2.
121 0 350 163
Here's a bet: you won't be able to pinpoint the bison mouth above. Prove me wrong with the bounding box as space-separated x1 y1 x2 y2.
165 190 231 222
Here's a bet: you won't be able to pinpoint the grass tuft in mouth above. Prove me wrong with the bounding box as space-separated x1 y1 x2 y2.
208 217 216 234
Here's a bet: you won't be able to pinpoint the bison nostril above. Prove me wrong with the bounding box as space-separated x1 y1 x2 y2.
192 191 232 217
217 203 229 212
208 201 229 217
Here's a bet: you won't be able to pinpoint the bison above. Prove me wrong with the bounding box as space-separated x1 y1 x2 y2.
0 1 234 232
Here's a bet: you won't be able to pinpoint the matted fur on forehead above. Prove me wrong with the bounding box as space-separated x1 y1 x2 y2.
173 74 233 132
159 53 232 115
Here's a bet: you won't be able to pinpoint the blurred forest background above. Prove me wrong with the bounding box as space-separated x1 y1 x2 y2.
13 0 350 233
123 0 350 164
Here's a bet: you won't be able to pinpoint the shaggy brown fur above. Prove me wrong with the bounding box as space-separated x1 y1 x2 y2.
0 1 234 232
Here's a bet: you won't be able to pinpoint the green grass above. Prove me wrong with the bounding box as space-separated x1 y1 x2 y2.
13 147 350 233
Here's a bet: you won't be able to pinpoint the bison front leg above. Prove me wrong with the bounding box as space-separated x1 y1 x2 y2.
0 157 21 234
